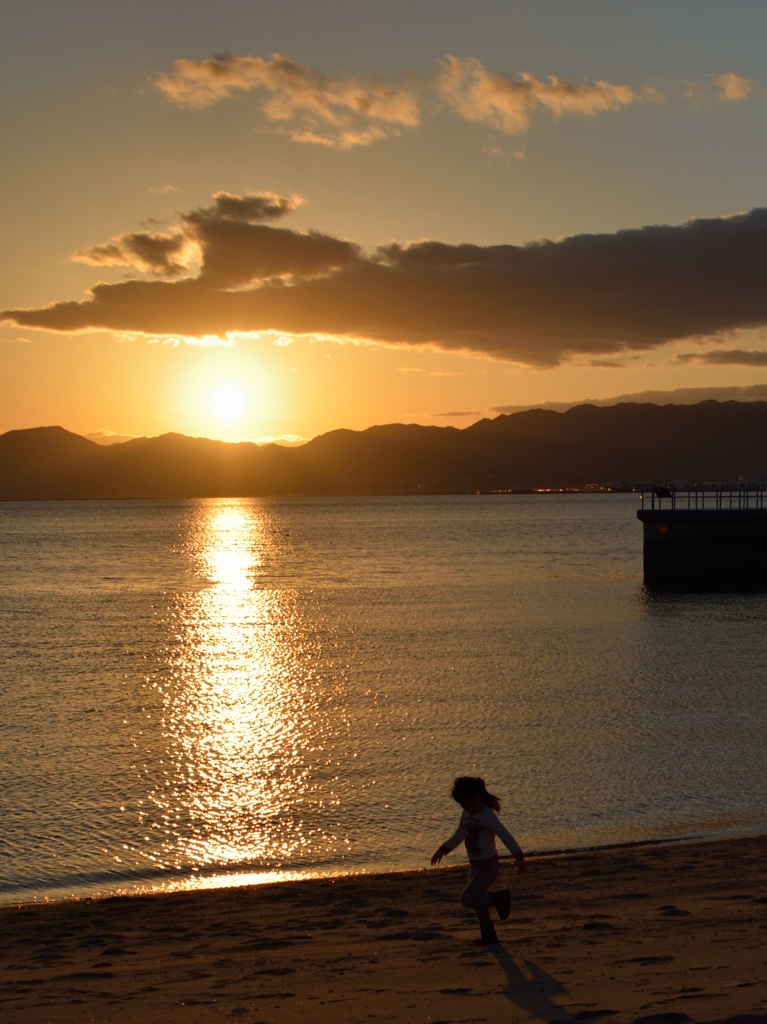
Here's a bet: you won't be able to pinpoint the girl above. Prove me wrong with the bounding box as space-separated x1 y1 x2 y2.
431 776 526 945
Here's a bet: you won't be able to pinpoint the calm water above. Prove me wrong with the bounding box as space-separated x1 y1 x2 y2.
2 495 767 905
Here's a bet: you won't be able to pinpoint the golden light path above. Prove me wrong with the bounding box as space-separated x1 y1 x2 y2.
141 499 343 891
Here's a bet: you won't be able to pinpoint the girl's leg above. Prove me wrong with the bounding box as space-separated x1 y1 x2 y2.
460 864 500 943
460 863 499 910
475 905 492 927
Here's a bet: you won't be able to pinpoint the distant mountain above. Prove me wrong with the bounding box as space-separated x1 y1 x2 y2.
3 400 767 499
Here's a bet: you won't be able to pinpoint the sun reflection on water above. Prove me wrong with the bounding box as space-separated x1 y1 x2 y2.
144 499 329 880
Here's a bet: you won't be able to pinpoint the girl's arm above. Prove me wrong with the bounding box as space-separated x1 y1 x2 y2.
485 810 527 874
430 822 465 865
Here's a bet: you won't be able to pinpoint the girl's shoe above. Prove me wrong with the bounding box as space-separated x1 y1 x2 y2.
492 889 512 920
480 924 499 945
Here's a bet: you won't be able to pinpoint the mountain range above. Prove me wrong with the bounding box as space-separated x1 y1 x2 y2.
2 400 767 499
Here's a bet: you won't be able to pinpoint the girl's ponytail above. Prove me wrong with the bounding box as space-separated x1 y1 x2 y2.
450 775 501 813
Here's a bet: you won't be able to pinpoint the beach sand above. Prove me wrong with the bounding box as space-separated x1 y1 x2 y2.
1 834 766 1024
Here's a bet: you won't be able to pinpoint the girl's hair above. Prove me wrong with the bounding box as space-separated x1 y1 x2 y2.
451 776 501 813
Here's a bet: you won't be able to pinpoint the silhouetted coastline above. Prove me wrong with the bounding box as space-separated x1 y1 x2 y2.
3 399 767 499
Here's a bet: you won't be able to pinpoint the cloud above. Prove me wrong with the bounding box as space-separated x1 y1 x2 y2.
436 56 635 134
250 433 308 446
675 348 767 366
492 384 767 415
715 72 756 101
71 190 306 277
185 190 304 224
685 72 759 107
148 184 179 194
10 200 767 367
72 230 192 275
432 410 482 417
154 52 756 149
155 53 421 148
395 366 466 376
85 429 142 445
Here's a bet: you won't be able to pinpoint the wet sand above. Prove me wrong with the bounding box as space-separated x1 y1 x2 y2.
1 833 767 1023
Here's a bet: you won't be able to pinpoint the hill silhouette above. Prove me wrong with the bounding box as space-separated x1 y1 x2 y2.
2 400 767 499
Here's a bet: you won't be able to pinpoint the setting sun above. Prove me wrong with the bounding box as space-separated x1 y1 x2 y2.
210 384 246 422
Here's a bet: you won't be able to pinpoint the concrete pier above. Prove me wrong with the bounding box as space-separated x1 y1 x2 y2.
637 505 767 588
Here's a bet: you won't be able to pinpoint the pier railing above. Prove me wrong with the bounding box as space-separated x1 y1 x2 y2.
638 483 767 511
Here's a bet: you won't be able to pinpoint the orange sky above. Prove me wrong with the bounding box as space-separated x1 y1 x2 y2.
3 1 767 443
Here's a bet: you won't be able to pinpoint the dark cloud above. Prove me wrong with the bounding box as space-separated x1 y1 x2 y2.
72 231 190 275
71 190 315 281
194 222 359 287
492 384 767 414
185 190 304 224
8 204 767 366
675 348 767 366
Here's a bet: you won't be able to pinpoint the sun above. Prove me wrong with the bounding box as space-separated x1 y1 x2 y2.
210 383 246 422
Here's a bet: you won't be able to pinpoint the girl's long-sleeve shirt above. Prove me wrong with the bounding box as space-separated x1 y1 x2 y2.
441 805 522 865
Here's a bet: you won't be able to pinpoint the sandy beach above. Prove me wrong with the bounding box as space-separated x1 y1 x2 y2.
1 834 766 1024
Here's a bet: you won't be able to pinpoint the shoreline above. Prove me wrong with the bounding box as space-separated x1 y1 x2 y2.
2 831 767 1023
5 824 766 910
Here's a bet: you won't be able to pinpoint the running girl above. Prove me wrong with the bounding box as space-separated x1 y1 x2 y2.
431 776 526 945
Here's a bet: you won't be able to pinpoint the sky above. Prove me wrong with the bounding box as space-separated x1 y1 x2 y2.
3 0 767 444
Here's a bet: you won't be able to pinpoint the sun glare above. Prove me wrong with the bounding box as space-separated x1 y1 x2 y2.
210 383 246 422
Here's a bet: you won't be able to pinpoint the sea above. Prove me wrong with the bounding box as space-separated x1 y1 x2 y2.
2 494 767 906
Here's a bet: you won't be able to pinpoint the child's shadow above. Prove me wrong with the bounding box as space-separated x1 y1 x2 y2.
489 944 572 1022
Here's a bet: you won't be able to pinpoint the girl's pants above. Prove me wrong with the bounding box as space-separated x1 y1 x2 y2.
460 862 499 925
